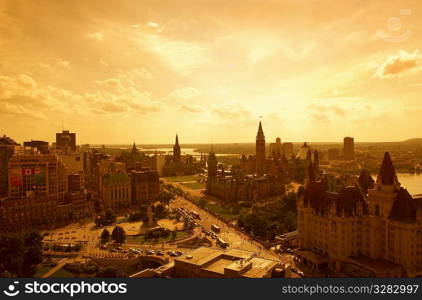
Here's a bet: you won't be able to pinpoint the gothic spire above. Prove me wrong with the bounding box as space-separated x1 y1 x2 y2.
256 121 265 139
131 142 138 154
378 152 398 185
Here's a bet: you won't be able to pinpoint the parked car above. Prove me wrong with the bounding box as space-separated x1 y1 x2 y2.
168 251 177 257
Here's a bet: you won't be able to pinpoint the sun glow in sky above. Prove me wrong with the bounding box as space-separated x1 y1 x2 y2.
1 0 422 144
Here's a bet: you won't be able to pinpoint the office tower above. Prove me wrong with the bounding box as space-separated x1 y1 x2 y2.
343 137 354 160
23 140 49 154
0 135 19 197
56 130 76 153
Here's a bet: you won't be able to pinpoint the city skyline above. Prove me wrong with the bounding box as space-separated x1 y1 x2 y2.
1 0 422 144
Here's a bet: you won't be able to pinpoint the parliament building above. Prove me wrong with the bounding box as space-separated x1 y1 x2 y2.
206 122 286 203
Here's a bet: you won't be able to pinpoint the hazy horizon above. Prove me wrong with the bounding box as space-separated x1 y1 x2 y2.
1 0 422 144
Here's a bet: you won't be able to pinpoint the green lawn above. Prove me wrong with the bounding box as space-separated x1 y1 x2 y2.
181 182 205 190
164 175 200 183
197 200 246 221
51 268 75 278
126 231 189 244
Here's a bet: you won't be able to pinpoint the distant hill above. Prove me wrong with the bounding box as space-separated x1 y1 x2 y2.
401 138 422 145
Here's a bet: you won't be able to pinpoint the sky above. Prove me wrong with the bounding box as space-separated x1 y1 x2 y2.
1 0 422 144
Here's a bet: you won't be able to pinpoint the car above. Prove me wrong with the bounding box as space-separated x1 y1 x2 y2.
110 249 118 253
100 245 106 250
168 251 177 257
115 247 123 251
175 251 183 256
297 271 305 277
156 250 164 256
122 250 128 253
146 249 155 255
291 268 297 273
135 248 143 253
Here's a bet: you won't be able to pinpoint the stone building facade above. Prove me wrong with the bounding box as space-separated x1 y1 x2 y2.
206 122 286 203
297 152 422 277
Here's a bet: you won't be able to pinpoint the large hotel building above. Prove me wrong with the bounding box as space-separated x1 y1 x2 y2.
296 152 422 277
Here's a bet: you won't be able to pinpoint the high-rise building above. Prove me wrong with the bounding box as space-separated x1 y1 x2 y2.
56 130 76 153
0 135 19 197
68 173 81 192
255 121 265 176
269 137 282 158
343 137 354 160
283 142 294 159
23 140 49 154
8 151 67 201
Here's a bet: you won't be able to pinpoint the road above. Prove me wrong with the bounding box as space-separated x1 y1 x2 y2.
164 179 287 262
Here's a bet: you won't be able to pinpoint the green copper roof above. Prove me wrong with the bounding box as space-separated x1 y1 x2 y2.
103 172 130 185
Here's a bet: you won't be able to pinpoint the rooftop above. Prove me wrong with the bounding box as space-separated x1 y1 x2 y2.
174 247 281 278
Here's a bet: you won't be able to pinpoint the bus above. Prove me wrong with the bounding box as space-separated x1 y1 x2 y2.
217 238 229 249
190 210 200 219
211 224 220 233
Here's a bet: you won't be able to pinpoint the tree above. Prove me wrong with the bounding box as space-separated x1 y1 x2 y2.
0 230 43 277
100 229 111 243
198 198 207 208
97 266 125 278
104 209 116 224
111 226 126 244
158 190 175 207
154 203 167 219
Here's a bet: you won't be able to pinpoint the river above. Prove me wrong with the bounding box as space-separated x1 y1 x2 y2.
397 173 422 195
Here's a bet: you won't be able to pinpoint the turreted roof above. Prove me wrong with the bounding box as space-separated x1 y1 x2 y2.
358 169 374 193
378 152 398 185
388 188 417 223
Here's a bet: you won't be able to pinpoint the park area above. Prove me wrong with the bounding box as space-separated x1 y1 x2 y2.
164 174 205 190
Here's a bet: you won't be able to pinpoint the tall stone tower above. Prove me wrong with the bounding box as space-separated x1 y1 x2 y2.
206 148 218 192
173 134 181 163
313 150 319 177
207 152 218 178
256 121 265 176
